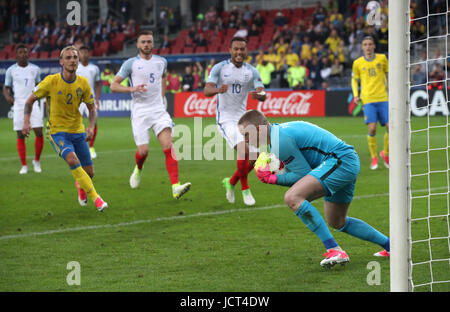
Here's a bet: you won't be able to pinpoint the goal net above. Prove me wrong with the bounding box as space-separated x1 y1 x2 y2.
406 0 450 291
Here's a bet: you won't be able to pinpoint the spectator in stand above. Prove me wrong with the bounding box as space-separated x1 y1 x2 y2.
111 19 122 34
229 6 240 21
204 6 217 30
95 17 103 34
252 11 265 29
285 46 299 67
274 11 288 27
123 19 136 39
329 7 344 31
320 57 332 81
300 36 312 61
302 78 315 90
255 49 264 65
330 58 344 77
204 59 215 82
274 36 289 55
411 64 427 86
101 65 115 94
351 0 366 21
24 20 36 36
325 29 341 54
264 47 279 68
411 20 425 42
287 60 307 90
290 35 302 55
309 56 323 89
377 19 388 54
166 68 182 93
213 24 224 40
313 4 327 24
99 26 110 42
347 34 362 62
196 33 207 47
182 65 195 92
256 60 275 89
242 5 254 23
192 62 204 91
248 23 259 37
335 40 348 67
73 36 83 49
184 35 194 48
160 34 171 49
429 63 445 89
55 38 65 51
228 14 237 29
355 20 365 43
233 23 248 38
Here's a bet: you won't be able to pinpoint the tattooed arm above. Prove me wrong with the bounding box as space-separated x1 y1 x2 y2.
22 93 37 136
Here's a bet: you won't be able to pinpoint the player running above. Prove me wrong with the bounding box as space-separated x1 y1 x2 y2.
204 37 266 206
76 46 101 159
238 110 390 268
110 30 191 199
22 46 108 211
352 36 389 170
3 44 44 174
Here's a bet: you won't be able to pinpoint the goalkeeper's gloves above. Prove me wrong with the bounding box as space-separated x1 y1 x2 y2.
255 163 277 184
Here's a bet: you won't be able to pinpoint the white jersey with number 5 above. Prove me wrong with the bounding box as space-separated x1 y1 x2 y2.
117 54 167 115
207 60 264 123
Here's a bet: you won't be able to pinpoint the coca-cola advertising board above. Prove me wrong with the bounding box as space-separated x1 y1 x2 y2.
174 90 325 117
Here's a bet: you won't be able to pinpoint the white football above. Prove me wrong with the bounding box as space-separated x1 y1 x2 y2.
267 153 287 174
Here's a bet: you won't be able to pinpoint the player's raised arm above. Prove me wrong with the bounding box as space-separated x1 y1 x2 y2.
22 93 38 136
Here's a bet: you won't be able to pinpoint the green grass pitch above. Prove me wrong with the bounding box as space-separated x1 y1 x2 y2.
0 116 448 292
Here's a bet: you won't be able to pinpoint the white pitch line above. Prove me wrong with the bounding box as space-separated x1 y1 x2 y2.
0 182 447 241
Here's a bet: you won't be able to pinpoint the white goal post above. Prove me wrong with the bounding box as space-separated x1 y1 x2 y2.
389 0 411 292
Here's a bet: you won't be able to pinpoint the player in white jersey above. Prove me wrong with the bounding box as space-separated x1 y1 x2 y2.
110 30 191 199
76 46 101 159
204 37 266 206
3 44 44 174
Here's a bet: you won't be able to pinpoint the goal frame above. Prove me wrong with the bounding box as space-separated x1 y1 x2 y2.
389 0 411 292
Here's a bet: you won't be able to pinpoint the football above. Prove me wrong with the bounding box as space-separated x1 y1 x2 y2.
255 152 287 174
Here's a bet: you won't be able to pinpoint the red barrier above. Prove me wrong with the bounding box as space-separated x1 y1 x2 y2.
174 90 325 117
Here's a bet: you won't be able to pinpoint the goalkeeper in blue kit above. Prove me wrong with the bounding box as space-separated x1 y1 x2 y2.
238 110 390 268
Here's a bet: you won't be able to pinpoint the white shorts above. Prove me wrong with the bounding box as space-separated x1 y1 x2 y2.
131 110 174 146
79 102 90 117
217 119 259 153
13 101 43 131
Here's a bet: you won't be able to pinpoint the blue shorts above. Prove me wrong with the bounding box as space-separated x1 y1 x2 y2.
49 132 92 167
308 150 360 203
363 101 389 126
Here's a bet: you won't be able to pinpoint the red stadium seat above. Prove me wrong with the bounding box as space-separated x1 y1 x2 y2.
195 46 206 54
29 51 38 59
183 46 194 54
207 45 219 53
170 46 183 54
39 51 50 59
51 50 60 58
160 48 170 55
99 41 109 55
0 51 7 60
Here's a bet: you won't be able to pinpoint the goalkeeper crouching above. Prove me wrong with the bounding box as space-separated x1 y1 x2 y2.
238 110 390 268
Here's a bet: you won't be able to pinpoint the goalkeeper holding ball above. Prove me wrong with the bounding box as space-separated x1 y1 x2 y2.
238 110 390 268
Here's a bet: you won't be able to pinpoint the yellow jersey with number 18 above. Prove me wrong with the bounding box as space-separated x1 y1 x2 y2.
32 72 94 134
352 53 389 105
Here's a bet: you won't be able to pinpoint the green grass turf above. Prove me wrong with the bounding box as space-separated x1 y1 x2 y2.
0 116 448 292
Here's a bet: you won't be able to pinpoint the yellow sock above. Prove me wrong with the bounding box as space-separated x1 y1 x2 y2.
71 166 98 201
367 135 377 158
384 132 389 156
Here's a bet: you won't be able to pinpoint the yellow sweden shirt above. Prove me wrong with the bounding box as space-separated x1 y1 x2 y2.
32 72 94 134
352 54 388 104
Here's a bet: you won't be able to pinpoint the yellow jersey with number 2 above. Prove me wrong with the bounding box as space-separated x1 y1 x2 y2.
32 72 94 134
352 54 389 105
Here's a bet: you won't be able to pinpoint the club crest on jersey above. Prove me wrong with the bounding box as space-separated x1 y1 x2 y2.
59 140 64 147
57 90 63 95
377 63 381 69
76 87 83 97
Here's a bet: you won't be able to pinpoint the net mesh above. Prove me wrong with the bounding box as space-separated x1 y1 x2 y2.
408 0 450 292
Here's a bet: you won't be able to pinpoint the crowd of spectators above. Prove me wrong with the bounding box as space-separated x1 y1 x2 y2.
165 1 393 90
7 14 139 57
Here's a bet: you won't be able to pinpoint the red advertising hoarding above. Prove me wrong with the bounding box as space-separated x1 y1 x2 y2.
174 90 325 117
